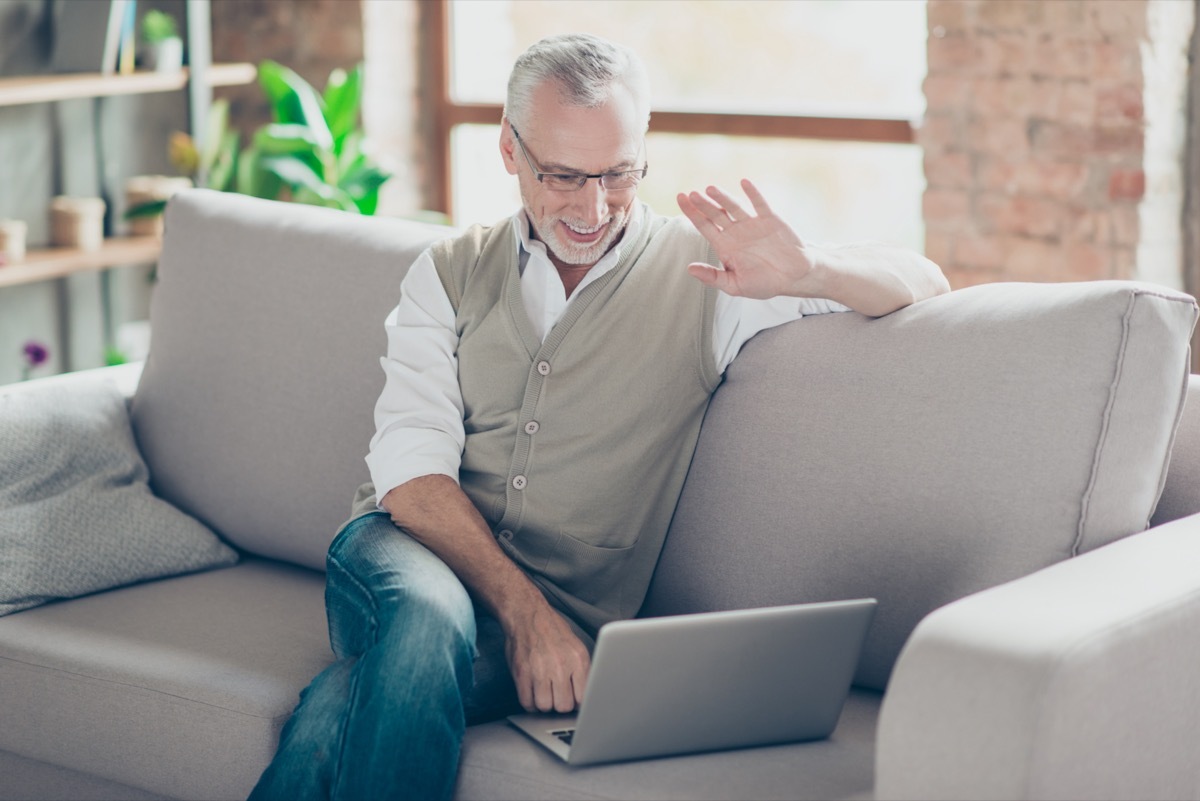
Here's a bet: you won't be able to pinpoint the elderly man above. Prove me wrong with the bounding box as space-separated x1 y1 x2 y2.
250 33 947 801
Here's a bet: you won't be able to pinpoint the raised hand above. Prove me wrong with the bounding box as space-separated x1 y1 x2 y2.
676 179 817 300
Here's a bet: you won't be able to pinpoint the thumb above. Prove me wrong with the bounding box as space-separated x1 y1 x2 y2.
687 262 734 292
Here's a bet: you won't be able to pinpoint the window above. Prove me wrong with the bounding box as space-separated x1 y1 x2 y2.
433 0 927 249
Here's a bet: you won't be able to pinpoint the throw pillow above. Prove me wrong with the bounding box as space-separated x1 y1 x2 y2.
0 380 238 616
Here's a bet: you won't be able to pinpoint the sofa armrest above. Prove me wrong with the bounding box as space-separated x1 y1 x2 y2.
1 362 142 400
875 515 1200 801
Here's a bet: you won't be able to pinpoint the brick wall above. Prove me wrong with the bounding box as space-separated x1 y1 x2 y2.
922 0 1189 290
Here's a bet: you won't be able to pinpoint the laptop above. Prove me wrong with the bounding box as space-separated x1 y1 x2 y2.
507 598 877 766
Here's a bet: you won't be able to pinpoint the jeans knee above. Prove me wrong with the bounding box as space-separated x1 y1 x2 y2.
326 513 476 660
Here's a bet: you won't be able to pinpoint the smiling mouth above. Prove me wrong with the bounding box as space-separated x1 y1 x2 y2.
560 219 608 244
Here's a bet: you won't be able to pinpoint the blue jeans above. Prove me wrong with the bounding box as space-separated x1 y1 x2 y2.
248 512 522 801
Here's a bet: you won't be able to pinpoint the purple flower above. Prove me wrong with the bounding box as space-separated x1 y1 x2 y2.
22 340 49 368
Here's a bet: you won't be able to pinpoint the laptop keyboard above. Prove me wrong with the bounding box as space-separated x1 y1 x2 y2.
551 728 575 745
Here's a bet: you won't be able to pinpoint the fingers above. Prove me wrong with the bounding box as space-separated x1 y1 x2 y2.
704 185 750 222
571 659 588 707
508 614 591 713
740 178 775 217
532 676 556 713
679 181 769 235
677 191 723 238
523 669 586 713
678 187 743 230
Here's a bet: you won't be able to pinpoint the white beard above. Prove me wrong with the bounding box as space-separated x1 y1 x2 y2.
528 206 631 266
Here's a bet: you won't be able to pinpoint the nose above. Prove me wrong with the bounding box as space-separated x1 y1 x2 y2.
572 178 609 226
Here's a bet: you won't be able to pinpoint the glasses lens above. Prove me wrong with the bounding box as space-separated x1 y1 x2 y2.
542 174 584 191
538 170 644 192
602 172 641 191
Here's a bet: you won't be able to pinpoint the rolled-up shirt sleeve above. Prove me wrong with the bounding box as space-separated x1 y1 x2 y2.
364 248 464 502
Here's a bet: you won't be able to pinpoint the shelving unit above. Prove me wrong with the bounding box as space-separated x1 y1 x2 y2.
0 1 253 374
0 63 256 108
0 236 162 289
0 63 255 289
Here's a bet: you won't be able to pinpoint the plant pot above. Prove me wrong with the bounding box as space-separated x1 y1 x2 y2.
146 37 183 73
125 175 194 236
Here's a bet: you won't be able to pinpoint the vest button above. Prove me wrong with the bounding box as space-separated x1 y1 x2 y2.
524 420 540 435
536 360 551 376
512 475 528 490
498 529 514 541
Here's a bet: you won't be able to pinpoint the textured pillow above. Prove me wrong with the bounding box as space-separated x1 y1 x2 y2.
0 380 239 616
643 281 1197 691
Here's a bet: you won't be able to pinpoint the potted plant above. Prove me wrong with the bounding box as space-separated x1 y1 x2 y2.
141 10 183 73
126 61 398 220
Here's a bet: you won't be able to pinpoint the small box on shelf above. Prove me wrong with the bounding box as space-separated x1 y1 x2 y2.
0 220 27 265
50 197 106 252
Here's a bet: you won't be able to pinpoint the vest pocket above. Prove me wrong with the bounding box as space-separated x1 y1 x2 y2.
540 531 638 608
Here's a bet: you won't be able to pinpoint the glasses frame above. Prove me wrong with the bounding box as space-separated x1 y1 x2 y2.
510 126 648 193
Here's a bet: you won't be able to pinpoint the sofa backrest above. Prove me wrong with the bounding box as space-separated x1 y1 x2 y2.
1150 375 1200 527
641 281 1198 691
131 190 454 570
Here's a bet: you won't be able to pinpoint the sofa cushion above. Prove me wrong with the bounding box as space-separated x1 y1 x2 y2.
643 281 1197 691
455 690 880 801
131 190 455 570
1150 374 1200 527
0 559 329 801
0 378 237 616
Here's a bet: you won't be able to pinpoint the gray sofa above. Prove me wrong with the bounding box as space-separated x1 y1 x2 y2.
2 188 1200 801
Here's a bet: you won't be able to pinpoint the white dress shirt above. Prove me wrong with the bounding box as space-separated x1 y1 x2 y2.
365 204 849 502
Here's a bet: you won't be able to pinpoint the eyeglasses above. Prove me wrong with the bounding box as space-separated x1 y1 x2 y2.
510 126 648 193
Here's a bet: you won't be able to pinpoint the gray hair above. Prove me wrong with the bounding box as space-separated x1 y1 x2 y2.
504 34 651 134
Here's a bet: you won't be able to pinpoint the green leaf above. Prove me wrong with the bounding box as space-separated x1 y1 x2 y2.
355 194 378 215
258 60 305 125
199 98 231 175
340 163 390 198
207 130 240 192
403 209 454 226
104 346 129 367
336 131 364 175
123 200 167 220
235 147 284 200
141 10 178 43
254 123 321 156
256 60 334 153
263 156 357 212
322 65 362 144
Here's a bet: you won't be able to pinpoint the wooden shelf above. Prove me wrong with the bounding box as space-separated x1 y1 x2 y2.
0 63 256 107
0 236 161 288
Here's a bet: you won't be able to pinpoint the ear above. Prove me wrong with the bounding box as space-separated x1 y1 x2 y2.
499 118 520 177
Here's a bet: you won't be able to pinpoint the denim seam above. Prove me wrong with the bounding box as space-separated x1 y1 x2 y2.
327 654 363 798
326 552 380 655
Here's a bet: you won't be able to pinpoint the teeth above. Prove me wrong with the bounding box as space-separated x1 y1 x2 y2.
565 220 606 235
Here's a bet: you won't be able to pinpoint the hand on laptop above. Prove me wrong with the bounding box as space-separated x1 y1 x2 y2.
505 603 590 713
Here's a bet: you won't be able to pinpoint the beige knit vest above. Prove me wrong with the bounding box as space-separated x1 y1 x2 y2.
353 206 720 635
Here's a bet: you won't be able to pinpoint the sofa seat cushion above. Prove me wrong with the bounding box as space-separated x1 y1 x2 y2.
0 749 164 801
645 281 1198 691
0 558 330 801
455 690 880 801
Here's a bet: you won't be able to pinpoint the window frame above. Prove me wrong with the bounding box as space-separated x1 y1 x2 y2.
425 0 917 215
